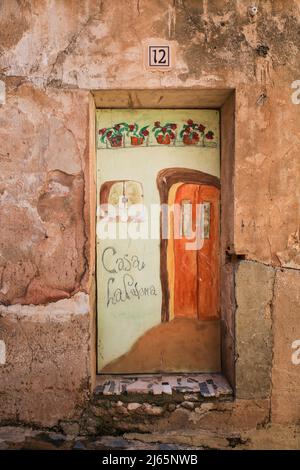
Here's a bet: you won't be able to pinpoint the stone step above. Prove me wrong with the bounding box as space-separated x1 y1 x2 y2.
95 373 232 399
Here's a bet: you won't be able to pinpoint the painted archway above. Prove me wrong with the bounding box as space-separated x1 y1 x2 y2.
157 168 221 323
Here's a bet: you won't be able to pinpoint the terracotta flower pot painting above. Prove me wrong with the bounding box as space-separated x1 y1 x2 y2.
128 123 150 145
179 119 215 146
98 119 216 148
152 121 177 145
130 136 144 146
99 122 127 148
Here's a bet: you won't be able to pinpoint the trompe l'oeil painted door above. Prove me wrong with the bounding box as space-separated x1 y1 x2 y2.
96 109 220 374
173 183 220 320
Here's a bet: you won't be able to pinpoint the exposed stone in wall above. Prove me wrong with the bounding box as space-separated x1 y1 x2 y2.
235 261 275 399
235 262 300 424
1 423 299 450
0 293 91 426
79 394 269 437
123 423 300 450
271 269 300 424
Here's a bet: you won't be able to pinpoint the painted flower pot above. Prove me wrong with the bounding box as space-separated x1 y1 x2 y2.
109 136 123 147
183 134 199 145
131 136 144 146
156 134 171 145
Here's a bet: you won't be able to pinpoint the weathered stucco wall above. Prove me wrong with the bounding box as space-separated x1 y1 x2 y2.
0 0 300 430
0 294 90 426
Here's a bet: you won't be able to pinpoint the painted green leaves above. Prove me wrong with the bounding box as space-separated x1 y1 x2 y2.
98 119 216 148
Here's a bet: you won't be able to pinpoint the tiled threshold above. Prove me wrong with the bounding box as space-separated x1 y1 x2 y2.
95 373 232 399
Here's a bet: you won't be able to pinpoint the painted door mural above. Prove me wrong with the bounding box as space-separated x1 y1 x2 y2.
173 183 220 320
96 109 220 373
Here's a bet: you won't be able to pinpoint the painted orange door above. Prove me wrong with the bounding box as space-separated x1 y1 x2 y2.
174 183 220 320
197 185 220 320
174 184 199 318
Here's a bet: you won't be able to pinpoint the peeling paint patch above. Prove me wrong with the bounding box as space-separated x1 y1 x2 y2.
291 340 300 365
0 340 6 364
0 292 89 322
0 80 5 105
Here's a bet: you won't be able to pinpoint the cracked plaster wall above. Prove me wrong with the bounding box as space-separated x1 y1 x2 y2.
0 0 299 427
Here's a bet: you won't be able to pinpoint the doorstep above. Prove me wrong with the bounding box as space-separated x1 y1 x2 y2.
94 373 233 400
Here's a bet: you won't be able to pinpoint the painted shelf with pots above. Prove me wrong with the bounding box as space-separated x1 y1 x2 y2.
97 119 217 149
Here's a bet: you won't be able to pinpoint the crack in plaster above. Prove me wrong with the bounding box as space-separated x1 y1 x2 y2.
46 3 104 88
268 268 277 424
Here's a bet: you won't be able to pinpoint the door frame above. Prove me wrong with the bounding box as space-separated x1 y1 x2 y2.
91 89 235 386
156 167 220 322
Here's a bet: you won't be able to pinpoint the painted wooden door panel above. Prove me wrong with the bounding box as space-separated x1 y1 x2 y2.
197 185 220 320
173 184 220 320
174 184 199 318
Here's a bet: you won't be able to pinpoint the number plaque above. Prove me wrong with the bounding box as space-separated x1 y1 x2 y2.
147 45 171 69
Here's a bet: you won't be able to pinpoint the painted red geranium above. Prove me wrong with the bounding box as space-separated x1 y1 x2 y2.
205 131 214 140
127 123 150 146
180 119 213 145
152 122 177 145
99 122 128 147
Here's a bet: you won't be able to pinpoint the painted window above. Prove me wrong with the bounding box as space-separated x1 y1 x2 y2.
201 202 211 239
100 180 144 222
180 199 193 238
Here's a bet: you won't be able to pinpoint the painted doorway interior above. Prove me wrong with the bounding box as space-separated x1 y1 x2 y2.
172 183 220 320
96 109 220 373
